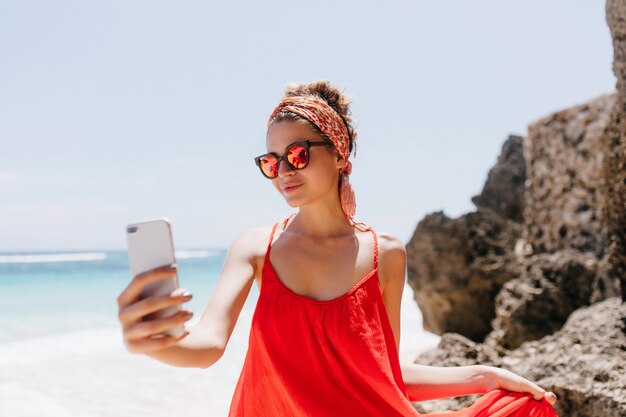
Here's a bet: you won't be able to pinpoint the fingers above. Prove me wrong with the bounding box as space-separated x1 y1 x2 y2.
545 391 557 405
117 264 178 308
118 290 193 326
124 329 191 354
489 367 557 405
506 375 546 401
527 381 546 401
116 263 200 355
526 381 558 404
125 309 194 340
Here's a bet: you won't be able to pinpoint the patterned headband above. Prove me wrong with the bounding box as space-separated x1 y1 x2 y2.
266 96 352 176
266 95 357 222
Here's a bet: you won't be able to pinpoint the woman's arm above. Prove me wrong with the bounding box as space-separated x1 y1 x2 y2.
178 227 263 368
400 360 557 404
377 233 407 353
118 227 265 368
143 329 227 368
400 363 491 401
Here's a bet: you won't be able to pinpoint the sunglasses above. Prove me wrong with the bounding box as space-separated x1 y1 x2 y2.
254 140 331 179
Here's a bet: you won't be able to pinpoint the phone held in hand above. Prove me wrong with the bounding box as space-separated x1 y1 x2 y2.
126 218 185 338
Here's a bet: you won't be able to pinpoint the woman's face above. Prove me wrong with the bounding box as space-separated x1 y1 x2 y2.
265 121 344 208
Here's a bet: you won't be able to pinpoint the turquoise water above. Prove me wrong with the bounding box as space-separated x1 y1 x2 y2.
0 249 259 344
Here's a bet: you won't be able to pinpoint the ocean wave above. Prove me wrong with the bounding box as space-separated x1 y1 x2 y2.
174 250 219 259
0 252 108 264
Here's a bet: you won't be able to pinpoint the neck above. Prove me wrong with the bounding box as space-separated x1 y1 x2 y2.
288 202 353 238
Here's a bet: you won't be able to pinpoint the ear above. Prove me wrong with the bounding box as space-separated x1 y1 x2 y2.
335 153 347 171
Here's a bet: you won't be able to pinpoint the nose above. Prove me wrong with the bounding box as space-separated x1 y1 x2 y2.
277 158 294 178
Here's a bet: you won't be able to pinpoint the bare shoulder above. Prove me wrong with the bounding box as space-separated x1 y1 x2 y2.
230 225 272 251
374 232 407 290
229 225 275 259
376 232 406 264
227 224 277 276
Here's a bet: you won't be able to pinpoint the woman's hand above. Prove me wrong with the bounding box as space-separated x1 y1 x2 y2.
482 366 557 405
117 263 194 354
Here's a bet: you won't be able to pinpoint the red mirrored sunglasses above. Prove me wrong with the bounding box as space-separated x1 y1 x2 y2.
254 140 331 179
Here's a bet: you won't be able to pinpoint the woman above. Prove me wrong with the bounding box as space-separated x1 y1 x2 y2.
116 81 559 416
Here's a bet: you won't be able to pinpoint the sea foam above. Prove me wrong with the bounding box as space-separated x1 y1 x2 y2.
0 252 108 264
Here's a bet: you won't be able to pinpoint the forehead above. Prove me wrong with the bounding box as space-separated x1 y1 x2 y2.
266 121 322 152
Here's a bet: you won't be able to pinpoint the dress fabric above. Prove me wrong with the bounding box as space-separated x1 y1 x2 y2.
227 218 558 417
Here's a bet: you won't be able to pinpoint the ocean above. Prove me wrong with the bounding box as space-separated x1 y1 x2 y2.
0 249 257 344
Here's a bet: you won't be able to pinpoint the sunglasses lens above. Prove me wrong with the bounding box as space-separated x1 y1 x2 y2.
258 155 278 178
287 144 308 169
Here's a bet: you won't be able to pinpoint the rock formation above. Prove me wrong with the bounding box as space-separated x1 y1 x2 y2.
405 1 626 415
406 206 522 342
605 0 626 301
406 134 526 342
487 93 620 350
415 299 626 416
471 135 526 223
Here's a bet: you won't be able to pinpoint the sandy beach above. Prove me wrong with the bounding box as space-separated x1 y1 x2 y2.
0 283 439 417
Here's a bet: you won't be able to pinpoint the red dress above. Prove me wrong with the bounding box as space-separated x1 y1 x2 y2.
228 218 558 417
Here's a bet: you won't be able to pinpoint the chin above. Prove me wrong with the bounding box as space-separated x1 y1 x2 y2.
280 192 309 208
283 197 302 208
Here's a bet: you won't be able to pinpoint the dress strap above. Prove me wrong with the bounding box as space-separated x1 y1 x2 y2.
282 213 296 231
266 222 279 258
371 229 379 270
352 220 377 270
266 214 296 259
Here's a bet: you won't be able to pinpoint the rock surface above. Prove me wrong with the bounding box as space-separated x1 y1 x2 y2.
405 2 626 415
407 92 620 347
485 92 622 350
486 249 601 350
414 298 626 416
523 94 615 257
471 135 526 223
406 209 522 342
605 0 626 301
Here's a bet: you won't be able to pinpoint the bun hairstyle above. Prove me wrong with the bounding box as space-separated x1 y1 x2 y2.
269 80 358 157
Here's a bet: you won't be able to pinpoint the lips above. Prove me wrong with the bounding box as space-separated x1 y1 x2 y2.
281 183 302 192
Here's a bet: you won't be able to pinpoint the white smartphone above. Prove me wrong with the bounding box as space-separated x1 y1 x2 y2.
126 218 185 338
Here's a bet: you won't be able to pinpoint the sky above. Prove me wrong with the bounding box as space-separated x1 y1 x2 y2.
0 1 616 252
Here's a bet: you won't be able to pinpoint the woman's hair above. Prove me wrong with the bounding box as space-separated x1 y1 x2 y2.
269 80 358 156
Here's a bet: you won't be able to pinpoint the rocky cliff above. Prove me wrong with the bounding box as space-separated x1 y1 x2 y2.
405 2 626 415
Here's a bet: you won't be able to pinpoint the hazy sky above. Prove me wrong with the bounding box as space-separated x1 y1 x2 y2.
0 1 615 252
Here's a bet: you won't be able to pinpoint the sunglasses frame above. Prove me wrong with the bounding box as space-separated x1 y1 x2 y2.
254 139 332 179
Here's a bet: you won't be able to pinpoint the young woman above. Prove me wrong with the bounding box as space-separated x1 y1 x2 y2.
116 81 559 416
